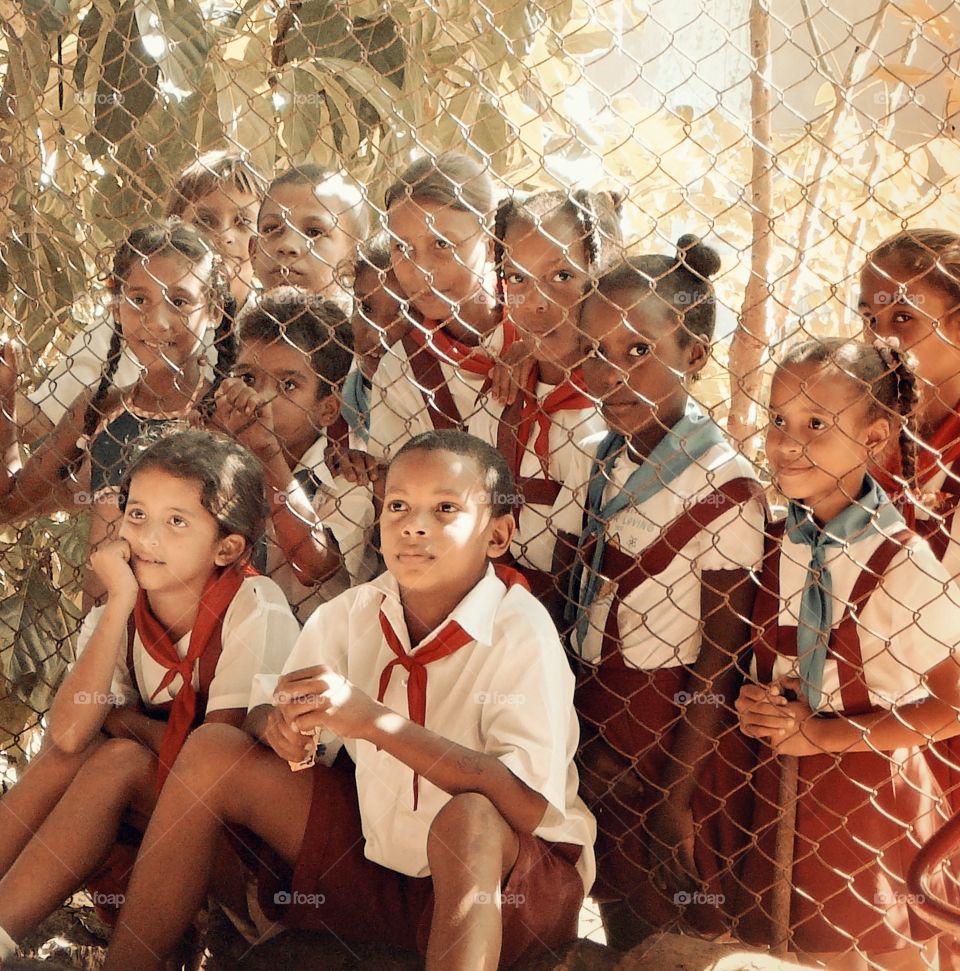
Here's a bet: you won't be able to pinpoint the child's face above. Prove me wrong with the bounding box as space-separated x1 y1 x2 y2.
859 256 960 417
233 339 337 461
115 252 215 372
380 449 514 602
351 265 410 380
119 468 240 596
388 199 491 322
501 213 589 353
253 182 357 297
766 362 890 520
578 289 705 441
180 183 260 304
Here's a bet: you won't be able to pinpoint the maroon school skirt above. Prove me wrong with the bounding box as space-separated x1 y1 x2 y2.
735 741 954 953
576 662 756 934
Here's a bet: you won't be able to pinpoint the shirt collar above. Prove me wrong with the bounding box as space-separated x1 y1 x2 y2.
371 564 503 650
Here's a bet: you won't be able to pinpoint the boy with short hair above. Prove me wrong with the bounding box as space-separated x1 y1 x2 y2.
102 430 595 971
214 288 376 622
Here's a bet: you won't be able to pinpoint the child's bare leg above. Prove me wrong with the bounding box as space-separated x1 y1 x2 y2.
0 734 105 873
0 737 155 940
104 723 314 971
425 792 520 971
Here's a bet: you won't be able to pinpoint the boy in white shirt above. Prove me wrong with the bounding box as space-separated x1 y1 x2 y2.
102 430 595 971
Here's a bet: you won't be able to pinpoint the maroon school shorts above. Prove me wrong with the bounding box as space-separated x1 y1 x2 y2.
256 754 585 969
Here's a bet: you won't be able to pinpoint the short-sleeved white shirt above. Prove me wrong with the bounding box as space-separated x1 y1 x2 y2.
29 318 216 426
265 435 377 623
367 325 506 460
75 575 300 713
558 432 766 669
468 387 605 573
250 565 596 891
752 520 960 713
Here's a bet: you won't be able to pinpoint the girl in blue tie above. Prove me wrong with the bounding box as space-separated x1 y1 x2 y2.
557 237 766 947
736 337 960 970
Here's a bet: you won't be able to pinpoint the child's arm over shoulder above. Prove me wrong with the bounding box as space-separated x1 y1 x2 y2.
0 386 114 523
47 540 139 753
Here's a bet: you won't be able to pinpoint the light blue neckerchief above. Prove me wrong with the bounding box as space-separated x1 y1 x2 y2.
340 369 370 443
785 475 904 709
566 402 727 652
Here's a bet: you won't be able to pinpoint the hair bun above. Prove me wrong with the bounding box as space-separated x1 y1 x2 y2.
676 234 721 279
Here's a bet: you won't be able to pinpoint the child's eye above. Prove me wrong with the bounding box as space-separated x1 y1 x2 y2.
236 214 253 229
628 343 651 358
808 417 827 430
553 270 574 283
170 515 188 527
387 500 407 513
282 379 298 393
306 226 328 239
437 502 459 513
505 272 525 286
170 297 188 309
768 413 785 428
126 508 145 521
435 238 452 250
260 222 280 235
128 294 147 306
580 341 600 359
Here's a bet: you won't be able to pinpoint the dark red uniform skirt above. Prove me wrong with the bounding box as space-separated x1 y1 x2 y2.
576 662 756 934
735 740 953 953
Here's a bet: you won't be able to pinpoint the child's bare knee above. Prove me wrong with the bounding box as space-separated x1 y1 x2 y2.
169 723 256 798
82 737 154 783
427 793 514 872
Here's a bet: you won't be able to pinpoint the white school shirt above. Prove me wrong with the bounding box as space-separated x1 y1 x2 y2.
468 387 605 574
911 464 960 583
249 565 597 892
29 318 217 426
74 575 300 712
557 432 765 669
265 434 377 624
751 520 960 713
367 324 506 461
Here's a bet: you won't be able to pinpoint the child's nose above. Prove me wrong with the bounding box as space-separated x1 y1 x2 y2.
276 226 303 257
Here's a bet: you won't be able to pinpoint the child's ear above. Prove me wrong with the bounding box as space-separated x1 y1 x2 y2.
313 391 342 428
248 235 258 263
865 415 893 459
486 511 516 559
685 335 710 377
214 533 248 567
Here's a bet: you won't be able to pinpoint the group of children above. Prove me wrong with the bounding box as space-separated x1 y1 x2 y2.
0 146 955 970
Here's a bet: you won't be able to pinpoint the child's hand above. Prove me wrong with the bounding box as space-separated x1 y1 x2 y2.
324 444 381 486
89 539 139 608
215 378 281 462
274 664 381 740
767 677 821 757
490 340 535 405
735 681 791 739
261 706 314 763
0 339 19 414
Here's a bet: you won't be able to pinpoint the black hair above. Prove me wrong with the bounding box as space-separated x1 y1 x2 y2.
868 229 960 308
384 153 494 226
585 235 722 344
165 149 267 218
120 428 267 553
393 430 515 517
780 336 920 484
235 287 354 399
493 189 624 276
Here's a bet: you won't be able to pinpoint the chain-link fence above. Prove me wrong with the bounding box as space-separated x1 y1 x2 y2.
2 0 960 967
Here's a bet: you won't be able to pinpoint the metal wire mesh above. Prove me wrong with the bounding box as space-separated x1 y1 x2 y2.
1 0 960 966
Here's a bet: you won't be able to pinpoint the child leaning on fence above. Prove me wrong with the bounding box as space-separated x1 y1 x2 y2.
100 430 595 971
734 337 960 970
0 430 299 962
554 237 766 949
0 221 236 608
213 288 376 623
367 153 526 460
467 188 618 610
17 149 265 444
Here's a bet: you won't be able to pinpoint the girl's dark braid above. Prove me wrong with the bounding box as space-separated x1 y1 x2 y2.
493 196 516 281
60 318 123 479
197 291 237 421
570 189 602 269
889 344 920 487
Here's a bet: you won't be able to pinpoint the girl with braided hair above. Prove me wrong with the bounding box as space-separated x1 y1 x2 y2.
735 337 960 968
467 189 619 612
0 220 232 607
